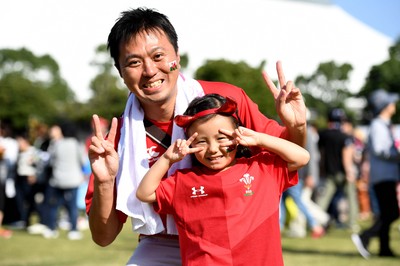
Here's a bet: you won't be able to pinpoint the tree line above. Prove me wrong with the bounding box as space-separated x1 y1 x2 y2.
0 38 399 137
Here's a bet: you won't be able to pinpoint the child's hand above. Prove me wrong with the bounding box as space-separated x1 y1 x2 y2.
235 127 260 146
219 127 260 147
163 132 203 163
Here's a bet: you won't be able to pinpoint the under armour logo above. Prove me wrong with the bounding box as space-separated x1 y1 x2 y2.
191 186 208 198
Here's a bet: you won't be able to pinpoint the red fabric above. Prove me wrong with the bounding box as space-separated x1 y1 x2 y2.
155 152 298 265
85 80 287 224
174 96 238 128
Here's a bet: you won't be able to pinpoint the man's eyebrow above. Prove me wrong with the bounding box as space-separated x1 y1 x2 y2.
121 53 139 65
123 46 165 64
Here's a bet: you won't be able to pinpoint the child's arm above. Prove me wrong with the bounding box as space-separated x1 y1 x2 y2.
220 127 309 172
136 133 202 203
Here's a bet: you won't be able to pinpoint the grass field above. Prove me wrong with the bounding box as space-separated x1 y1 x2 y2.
1 219 399 266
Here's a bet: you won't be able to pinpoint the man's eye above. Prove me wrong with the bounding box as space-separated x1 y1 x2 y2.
154 54 164 61
126 60 140 67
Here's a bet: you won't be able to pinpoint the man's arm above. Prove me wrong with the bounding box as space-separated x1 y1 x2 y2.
89 177 123 246
87 115 122 247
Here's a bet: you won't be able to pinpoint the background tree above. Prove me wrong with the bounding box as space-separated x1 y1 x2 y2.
358 38 400 123
194 59 278 119
0 48 74 131
295 61 353 127
179 53 189 70
83 44 128 121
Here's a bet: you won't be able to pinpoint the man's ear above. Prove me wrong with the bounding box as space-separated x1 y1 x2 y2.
176 53 181 69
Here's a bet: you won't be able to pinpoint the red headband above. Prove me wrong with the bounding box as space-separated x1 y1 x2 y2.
174 97 238 128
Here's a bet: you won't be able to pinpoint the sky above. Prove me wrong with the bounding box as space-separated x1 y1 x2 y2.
333 0 400 41
0 0 398 102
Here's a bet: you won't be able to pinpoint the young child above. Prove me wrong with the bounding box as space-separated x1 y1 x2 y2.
136 94 310 266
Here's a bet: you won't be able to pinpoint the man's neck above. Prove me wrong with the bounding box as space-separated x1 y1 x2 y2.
142 101 175 122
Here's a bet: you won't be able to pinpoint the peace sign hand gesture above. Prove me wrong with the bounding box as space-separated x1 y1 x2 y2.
88 114 119 184
163 133 204 164
262 61 306 132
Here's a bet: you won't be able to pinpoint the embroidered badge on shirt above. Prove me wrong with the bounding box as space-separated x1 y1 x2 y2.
240 173 254 196
191 186 208 198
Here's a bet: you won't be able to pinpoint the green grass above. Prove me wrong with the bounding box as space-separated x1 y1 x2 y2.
1 219 399 266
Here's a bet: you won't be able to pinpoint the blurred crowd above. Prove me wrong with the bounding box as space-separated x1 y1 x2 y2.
279 89 400 258
0 117 109 240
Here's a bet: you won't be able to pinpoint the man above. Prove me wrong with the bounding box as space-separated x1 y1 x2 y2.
352 89 399 259
86 7 307 265
316 108 358 231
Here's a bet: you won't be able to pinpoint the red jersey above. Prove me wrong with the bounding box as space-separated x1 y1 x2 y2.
85 80 286 223
155 152 298 266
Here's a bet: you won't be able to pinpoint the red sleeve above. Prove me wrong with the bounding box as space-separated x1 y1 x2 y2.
198 80 287 139
257 152 298 192
154 173 177 215
85 117 128 223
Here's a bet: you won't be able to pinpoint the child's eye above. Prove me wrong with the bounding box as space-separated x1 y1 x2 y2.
193 140 206 146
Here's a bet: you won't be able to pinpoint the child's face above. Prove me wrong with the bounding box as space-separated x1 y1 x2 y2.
187 115 237 171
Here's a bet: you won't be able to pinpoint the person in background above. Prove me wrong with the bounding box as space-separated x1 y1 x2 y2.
316 108 359 231
0 121 19 238
0 142 12 239
25 123 52 235
351 128 371 221
86 7 307 265
136 94 310 265
352 89 400 258
14 132 39 229
43 121 86 240
280 109 327 238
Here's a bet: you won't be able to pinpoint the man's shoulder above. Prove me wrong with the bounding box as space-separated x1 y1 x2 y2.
198 80 242 95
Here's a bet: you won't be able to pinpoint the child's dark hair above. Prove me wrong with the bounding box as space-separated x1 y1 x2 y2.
184 94 252 160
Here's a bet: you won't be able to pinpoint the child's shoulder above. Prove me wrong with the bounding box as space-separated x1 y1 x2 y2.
236 151 283 167
239 151 274 161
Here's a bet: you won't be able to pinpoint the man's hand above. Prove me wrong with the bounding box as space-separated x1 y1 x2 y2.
262 61 306 130
88 114 119 185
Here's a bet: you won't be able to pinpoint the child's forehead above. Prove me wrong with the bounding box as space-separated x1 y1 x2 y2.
187 115 235 134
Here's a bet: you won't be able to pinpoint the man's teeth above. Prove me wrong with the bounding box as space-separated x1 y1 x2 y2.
146 80 162 88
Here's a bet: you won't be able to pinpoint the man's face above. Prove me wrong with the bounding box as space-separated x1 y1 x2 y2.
118 30 180 110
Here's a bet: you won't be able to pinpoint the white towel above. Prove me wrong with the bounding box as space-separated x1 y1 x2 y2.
116 74 204 235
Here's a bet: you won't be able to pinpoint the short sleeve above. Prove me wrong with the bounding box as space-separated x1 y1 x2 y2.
154 174 177 215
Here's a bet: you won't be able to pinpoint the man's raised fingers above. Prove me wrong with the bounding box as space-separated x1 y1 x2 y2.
276 61 287 90
92 114 103 139
106 117 118 144
262 71 279 99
